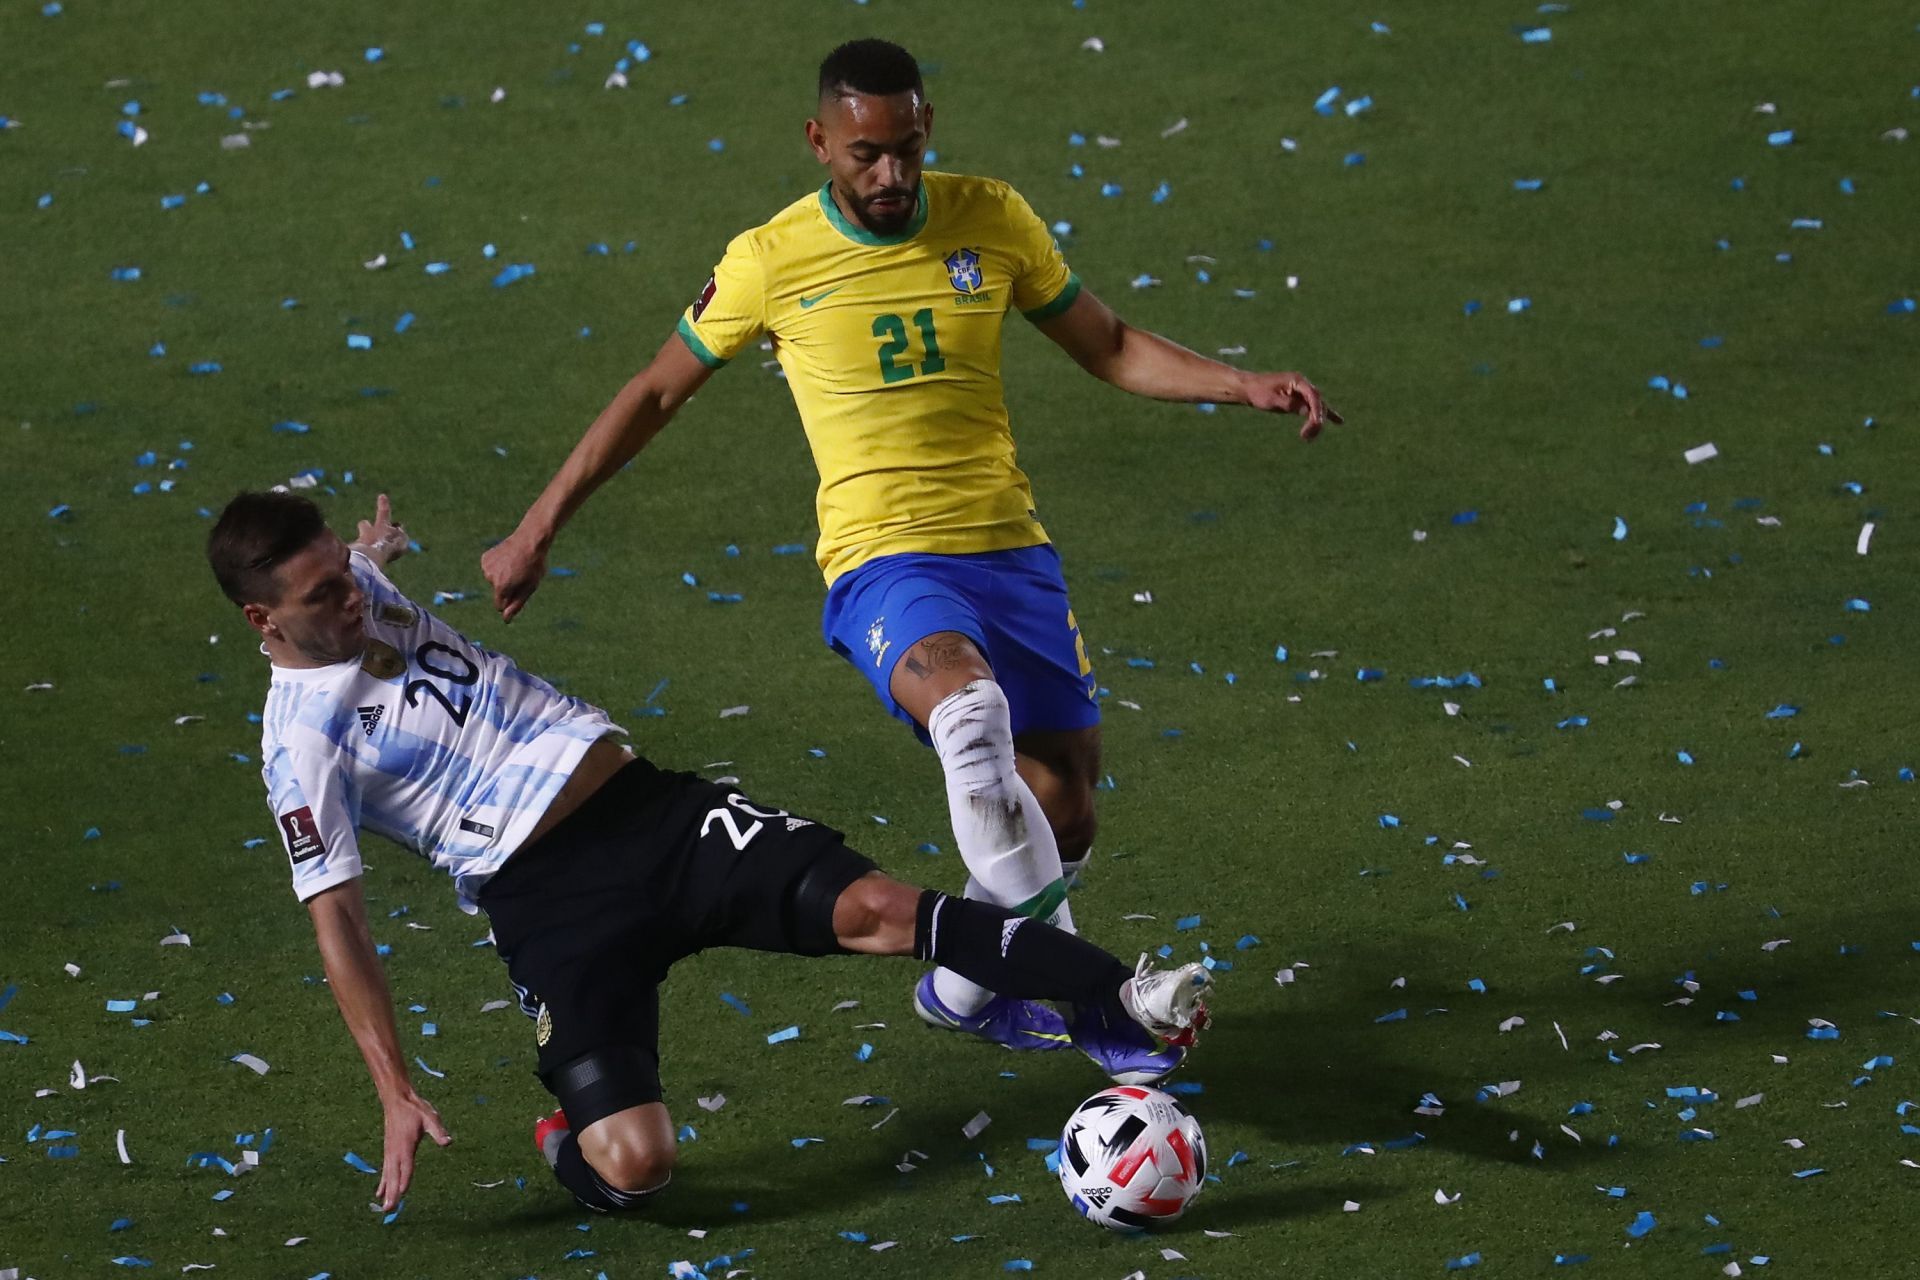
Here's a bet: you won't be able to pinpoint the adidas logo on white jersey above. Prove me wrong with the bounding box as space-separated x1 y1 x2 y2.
357 704 385 737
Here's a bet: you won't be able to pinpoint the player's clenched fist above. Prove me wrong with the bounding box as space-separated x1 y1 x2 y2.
483 532 548 623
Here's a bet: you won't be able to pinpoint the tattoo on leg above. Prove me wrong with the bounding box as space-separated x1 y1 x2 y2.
904 636 977 682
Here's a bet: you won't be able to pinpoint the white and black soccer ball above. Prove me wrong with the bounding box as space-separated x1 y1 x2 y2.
1057 1085 1208 1231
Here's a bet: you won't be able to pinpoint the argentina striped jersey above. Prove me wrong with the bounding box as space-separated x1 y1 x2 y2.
260 550 621 912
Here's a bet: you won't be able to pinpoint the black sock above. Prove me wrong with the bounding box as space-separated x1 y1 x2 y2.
914 889 1132 1024
549 1130 667 1213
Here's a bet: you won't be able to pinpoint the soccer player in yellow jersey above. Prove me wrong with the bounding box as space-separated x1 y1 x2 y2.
484 39 1338 1065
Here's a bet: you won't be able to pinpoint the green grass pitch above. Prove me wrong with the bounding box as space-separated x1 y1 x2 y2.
4 0 1918 1275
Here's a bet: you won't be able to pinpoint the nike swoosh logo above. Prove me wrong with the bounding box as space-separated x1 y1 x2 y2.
798 286 845 309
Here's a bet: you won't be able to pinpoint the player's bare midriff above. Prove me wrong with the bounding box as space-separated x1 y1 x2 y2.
520 734 633 848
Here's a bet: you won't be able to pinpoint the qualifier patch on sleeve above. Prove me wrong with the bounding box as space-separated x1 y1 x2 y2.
690 275 717 321
279 805 326 864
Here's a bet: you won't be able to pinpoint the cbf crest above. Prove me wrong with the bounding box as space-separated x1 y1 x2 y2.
944 247 983 295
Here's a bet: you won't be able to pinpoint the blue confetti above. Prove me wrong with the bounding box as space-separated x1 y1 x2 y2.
766 1025 799 1045
343 1151 377 1174
1446 1255 1482 1271
1626 1210 1657 1238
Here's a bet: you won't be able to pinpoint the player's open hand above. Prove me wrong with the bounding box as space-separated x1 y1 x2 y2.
482 531 547 623
376 1088 452 1211
355 493 411 564
1242 372 1343 441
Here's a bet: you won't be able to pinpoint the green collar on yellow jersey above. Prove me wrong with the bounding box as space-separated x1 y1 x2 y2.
817 181 929 246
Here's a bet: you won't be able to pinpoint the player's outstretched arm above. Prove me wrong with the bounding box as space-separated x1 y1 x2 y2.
307 879 452 1210
348 493 410 568
1033 287 1343 440
482 334 716 622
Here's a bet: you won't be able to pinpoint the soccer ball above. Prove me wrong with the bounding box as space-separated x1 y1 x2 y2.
1056 1085 1207 1231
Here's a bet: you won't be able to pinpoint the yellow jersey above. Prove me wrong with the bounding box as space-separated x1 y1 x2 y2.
677 171 1081 584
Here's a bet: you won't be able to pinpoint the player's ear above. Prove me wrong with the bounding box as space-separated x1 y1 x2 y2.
922 101 933 138
804 117 830 162
242 601 275 639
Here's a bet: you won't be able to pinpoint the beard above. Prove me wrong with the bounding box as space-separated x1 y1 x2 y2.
854 187 916 234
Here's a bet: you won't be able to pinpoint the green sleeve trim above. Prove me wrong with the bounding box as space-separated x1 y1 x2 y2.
675 315 730 368
1021 273 1082 323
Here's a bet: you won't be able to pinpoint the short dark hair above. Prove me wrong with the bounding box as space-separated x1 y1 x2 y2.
818 39 922 102
207 490 328 606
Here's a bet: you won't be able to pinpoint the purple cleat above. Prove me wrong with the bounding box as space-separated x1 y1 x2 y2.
913 971 1073 1051
1064 1003 1188 1086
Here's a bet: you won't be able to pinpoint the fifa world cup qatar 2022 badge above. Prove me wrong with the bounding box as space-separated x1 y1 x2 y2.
535 1001 553 1048
279 806 325 864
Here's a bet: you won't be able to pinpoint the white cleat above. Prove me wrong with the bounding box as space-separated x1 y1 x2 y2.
1124 955 1213 1046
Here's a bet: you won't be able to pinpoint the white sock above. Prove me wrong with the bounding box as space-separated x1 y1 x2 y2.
925 680 1075 1017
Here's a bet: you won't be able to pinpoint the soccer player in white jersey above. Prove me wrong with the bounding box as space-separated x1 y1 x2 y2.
209 491 1211 1215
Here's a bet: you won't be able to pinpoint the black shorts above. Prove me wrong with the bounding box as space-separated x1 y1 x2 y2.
478 757 876 1117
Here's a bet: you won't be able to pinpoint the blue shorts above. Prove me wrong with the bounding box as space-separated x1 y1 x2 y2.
822 544 1101 742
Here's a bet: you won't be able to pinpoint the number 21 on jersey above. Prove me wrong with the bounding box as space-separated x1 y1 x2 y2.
872 309 946 383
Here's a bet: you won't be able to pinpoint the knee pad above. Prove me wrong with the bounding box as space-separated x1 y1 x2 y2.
546 1046 662 1130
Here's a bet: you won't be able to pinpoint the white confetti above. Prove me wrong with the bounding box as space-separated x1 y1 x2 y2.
1499 1016 1526 1033
479 999 511 1012
1858 522 1875 555
1433 1188 1461 1205
230 1053 270 1075
961 1110 992 1140
1160 117 1189 138
160 932 192 947
1343 1200 1362 1212
1080 36 1105 52
1736 1093 1764 1108
1684 441 1719 465
696 1093 727 1112
719 705 750 718
117 1129 131 1164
